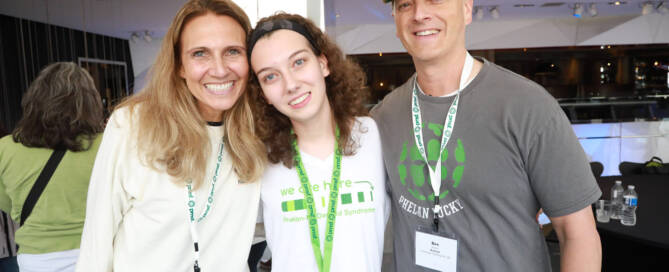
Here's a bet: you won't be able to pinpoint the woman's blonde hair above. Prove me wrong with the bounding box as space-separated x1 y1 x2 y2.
117 0 265 187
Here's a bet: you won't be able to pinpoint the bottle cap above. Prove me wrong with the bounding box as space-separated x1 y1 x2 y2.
628 185 635 189
615 180 622 184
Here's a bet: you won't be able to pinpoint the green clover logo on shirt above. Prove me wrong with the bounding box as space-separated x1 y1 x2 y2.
397 122 466 201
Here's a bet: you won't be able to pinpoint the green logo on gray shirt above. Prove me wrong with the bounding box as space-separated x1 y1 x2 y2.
397 123 466 202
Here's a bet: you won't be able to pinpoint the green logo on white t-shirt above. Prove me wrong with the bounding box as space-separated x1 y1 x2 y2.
280 180 375 212
278 180 377 222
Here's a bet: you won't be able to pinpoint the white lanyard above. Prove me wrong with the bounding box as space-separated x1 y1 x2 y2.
410 53 474 215
185 137 224 272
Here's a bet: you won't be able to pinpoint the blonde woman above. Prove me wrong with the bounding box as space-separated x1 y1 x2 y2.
75 0 265 271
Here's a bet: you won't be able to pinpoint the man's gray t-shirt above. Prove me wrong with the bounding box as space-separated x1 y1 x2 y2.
371 58 601 271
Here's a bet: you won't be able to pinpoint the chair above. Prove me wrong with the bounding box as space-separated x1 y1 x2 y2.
619 161 644 176
590 162 604 178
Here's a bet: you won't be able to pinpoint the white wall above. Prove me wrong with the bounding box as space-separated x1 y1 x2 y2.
128 37 163 92
232 0 322 29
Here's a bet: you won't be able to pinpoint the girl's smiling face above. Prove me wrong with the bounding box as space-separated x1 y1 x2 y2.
250 30 331 126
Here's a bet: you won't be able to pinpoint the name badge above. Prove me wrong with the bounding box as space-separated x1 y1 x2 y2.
415 229 457 271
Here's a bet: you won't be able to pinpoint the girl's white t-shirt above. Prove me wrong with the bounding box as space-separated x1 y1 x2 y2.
261 117 390 272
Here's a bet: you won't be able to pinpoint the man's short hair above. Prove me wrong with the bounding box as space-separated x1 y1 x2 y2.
383 0 394 12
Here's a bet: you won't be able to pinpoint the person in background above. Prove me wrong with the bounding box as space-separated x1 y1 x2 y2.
0 122 19 272
0 210 18 272
0 62 104 272
75 0 266 271
248 13 389 272
247 206 267 272
372 0 602 271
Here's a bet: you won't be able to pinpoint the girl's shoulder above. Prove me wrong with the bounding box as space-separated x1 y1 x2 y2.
351 116 381 149
353 116 379 135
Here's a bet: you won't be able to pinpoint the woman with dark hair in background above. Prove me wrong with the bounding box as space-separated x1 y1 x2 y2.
248 13 389 272
76 0 266 271
0 62 104 272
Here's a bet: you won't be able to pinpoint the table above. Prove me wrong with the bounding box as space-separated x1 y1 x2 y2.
595 175 669 249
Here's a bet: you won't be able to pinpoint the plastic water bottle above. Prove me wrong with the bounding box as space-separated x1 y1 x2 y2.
621 185 638 226
610 180 624 220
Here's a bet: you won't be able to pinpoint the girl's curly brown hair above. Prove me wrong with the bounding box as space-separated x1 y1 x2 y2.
248 13 369 168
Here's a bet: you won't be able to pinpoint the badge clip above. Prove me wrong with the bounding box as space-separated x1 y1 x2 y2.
433 196 440 232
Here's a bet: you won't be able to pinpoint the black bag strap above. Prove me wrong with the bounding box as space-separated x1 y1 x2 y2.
649 156 663 164
20 149 66 226
645 156 664 168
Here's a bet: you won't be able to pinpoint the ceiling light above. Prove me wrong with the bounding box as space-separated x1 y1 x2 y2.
475 6 484 20
588 3 598 16
143 30 152 43
490 6 500 19
641 2 654 15
130 32 139 43
573 3 584 18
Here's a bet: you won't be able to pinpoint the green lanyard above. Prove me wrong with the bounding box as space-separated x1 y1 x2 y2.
292 128 342 272
185 137 225 272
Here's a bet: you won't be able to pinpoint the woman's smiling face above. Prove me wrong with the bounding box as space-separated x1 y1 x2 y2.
179 12 248 122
